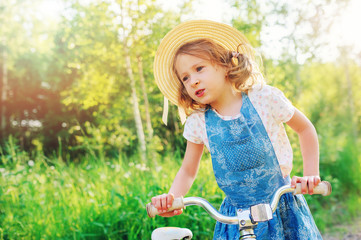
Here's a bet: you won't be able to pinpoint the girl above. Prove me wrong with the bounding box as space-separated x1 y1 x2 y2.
152 20 323 239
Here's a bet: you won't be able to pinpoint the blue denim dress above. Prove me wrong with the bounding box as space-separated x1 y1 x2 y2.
205 93 322 240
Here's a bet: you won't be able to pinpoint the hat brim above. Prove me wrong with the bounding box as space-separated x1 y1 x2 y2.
154 20 255 107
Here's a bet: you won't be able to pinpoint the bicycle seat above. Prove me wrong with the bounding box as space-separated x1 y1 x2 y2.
151 227 193 240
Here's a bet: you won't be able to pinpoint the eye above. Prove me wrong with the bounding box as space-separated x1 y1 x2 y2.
182 76 189 82
196 66 204 72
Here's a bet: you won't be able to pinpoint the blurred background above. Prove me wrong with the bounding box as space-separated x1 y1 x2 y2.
0 0 360 239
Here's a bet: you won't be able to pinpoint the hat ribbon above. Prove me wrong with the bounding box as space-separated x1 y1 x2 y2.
232 51 240 58
162 97 187 126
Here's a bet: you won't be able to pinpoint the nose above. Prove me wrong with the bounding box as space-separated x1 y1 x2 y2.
191 78 200 87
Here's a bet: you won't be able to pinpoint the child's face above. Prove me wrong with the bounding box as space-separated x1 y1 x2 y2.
175 54 231 108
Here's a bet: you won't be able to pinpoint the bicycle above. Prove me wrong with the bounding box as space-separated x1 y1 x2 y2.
146 181 332 240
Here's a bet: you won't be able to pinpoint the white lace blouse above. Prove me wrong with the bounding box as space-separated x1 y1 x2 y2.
183 84 296 177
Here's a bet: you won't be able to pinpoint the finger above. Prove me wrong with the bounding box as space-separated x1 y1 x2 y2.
291 176 299 187
314 176 321 186
161 194 168 212
301 177 308 194
159 212 174 217
308 176 315 195
151 196 158 209
173 209 183 215
166 193 174 208
151 197 156 206
159 209 183 218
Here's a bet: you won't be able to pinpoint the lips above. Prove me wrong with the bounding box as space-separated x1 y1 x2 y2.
195 89 205 97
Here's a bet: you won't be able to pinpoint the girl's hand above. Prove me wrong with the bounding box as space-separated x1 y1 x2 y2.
151 193 183 217
291 176 321 195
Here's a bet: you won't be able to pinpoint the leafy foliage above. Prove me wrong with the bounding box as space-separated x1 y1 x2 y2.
0 0 361 238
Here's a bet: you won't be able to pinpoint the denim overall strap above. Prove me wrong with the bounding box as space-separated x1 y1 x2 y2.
205 92 286 208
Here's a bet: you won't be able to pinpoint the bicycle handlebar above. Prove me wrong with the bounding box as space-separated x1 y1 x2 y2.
146 181 331 219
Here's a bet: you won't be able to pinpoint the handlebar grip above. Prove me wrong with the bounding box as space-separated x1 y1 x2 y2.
146 197 185 218
293 181 332 196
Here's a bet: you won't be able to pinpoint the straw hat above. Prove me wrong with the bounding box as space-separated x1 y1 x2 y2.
153 20 258 124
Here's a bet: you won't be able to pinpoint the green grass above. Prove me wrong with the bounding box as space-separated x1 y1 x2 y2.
0 147 224 239
0 143 360 239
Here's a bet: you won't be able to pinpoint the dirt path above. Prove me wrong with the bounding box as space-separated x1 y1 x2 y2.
322 218 361 240
323 233 361 240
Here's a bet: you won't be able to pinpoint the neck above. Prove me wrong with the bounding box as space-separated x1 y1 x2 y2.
211 90 243 116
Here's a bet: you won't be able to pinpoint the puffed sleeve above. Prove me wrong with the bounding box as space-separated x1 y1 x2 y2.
269 86 295 123
183 111 205 144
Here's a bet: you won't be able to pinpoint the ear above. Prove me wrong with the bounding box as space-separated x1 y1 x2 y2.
218 65 229 78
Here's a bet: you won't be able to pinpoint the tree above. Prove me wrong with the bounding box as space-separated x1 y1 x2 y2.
137 56 153 140
53 0 184 159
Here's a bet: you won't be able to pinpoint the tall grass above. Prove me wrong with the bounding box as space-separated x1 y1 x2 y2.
1 137 360 239
0 139 223 239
